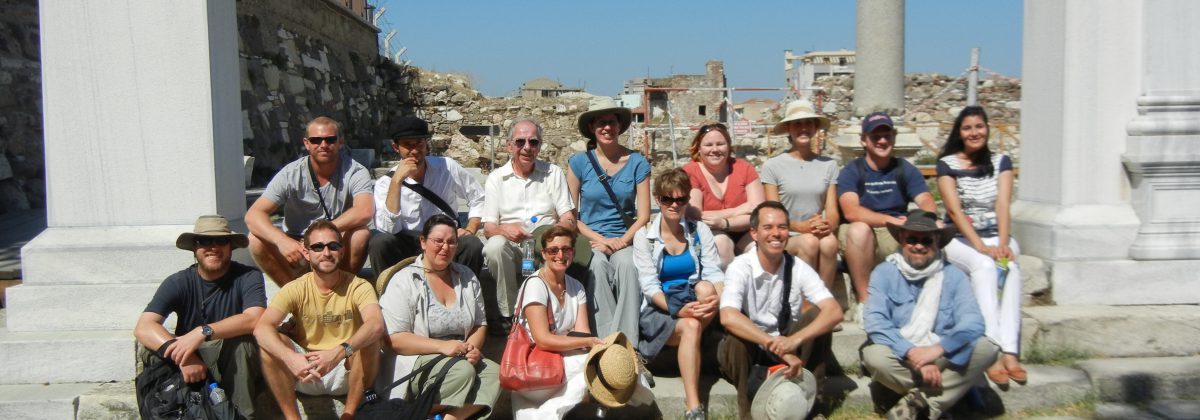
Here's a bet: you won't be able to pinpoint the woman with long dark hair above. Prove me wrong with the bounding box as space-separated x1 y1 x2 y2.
936 106 1026 386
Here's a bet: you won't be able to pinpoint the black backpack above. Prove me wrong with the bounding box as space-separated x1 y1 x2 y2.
135 360 241 420
355 355 465 420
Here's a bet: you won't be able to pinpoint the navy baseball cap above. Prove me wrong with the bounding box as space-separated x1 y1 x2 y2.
861 112 895 133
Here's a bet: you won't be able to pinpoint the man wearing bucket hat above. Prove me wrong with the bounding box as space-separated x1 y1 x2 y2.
247 116 375 286
480 119 582 335
368 115 486 279
134 215 267 417
862 210 998 420
837 112 937 324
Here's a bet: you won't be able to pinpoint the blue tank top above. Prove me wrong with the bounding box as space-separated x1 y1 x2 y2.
660 247 696 289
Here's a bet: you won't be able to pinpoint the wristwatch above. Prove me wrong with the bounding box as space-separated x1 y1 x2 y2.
201 324 214 341
341 342 354 358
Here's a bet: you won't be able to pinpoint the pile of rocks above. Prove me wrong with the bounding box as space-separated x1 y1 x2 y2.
0 0 44 212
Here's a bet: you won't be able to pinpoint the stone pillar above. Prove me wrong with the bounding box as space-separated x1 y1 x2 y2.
854 0 905 116
1 1 244 385
1012 0 1200 305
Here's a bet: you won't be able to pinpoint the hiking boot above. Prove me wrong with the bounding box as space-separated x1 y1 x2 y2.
886 389 927 420
684 404 706 420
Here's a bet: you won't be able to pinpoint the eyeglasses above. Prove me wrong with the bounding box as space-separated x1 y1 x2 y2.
698 123 727 135
306 136 339 145
512 138 541 149
903 236 935 247
658 195 689 206
543 246 574 256
307 241 343 252
426 237 458 248
194 237 231 247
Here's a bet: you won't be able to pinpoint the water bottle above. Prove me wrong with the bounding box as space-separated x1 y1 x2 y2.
995 257 1009 290
207 382 226 405
520 216 538 277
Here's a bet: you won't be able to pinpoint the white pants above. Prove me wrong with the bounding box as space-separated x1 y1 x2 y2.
944 237 1023 354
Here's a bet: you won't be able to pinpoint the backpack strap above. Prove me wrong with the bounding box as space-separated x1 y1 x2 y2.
388 170 459 221
778 254 795 334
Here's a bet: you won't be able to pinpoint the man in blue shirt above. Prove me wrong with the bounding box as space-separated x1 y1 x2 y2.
862 210 998 420
837 113 937 323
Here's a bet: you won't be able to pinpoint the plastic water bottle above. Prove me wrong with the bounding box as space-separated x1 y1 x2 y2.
520 216 539 277
207 382 226 405
996 257 1009 290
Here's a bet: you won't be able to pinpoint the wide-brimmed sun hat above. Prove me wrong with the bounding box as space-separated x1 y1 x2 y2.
584 332 639 408
772 100 831 135
176 215 249 251
886 209 958 249
750 368 818 420
577 96 632 140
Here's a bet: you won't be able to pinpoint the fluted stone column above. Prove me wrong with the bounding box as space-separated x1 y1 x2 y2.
854 0 905 116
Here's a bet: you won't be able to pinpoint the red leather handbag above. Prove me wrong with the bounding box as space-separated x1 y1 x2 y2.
499 278 565 391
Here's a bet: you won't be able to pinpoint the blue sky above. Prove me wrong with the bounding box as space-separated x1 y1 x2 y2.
373 0 1023 98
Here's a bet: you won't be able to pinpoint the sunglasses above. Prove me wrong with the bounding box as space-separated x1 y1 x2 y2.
512 138 541 149
194 237 231 247
698 123 727 135
594 117 621 127
903 236 935 247
306 136 338 145
543 246 574 256
307 241 343 252
658 195 689 206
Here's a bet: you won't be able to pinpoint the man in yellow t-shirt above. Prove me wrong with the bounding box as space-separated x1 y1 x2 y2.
255 220 383 420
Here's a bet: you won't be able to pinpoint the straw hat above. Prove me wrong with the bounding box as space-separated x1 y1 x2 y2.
750 368 818 420
576 96 632 140
584 332 639 408
886 209 958 249
175 215 249 251
771 100 830 135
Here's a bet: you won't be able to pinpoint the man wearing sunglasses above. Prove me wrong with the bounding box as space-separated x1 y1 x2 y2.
861 210 997 420
134 215 267 417
479 119 579 335
247 116 375 287
256 220 383 420
369 115 486 280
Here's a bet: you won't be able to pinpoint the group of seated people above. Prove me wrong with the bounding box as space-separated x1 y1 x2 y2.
133 98 1025 420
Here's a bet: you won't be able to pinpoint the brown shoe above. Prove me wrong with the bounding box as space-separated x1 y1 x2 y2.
986 367 1010 386
1007 365 1028 384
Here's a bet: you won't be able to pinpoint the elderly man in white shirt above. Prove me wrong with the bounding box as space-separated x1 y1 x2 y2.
368 116 486 279
718 201 844 419
480 119 579 335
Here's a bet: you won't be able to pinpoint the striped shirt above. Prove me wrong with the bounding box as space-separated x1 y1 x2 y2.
936 153 1013 237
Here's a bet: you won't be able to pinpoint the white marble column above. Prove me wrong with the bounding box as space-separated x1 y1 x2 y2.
854 0 905 116
1 1 244 385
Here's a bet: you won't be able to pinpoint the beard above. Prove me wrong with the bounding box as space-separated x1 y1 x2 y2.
312 257 340 275
197 255 230 277
903 249 939 270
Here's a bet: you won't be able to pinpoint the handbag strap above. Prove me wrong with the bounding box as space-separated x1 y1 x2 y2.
307 159 333 221
513 274 557 331
584 150 635 229
388 170 458 221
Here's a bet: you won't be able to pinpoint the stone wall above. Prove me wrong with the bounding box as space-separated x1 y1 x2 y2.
0 0 42 212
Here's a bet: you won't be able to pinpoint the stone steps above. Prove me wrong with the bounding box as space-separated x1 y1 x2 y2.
4 283 160 331
0 383 101 420
19 226 194 286
1023 305 1200 358
0 327 134 385
1078 357 1200 403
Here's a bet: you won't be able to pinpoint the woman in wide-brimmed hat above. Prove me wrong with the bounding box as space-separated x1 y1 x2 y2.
681 122 765 268
759 100 840 291
565 96 650 343
936 105 1026 387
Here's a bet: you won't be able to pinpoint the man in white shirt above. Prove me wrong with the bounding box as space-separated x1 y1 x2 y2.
367 116 486 279
480 119 578 334
718 201 844 419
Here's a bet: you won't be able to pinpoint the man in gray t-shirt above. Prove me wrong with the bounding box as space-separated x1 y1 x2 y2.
246 116 374 286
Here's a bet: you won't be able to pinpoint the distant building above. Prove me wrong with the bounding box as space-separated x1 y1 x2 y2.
734 98 779 123
784 49 855 100
622 60 728 126
519 78 583 98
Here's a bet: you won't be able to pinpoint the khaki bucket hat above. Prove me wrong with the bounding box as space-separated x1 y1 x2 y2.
176 215 249 251
577 96 632 140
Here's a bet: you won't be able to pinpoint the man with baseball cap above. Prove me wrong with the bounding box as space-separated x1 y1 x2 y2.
837 113 937 323
134 215 267 417
367 115 486 279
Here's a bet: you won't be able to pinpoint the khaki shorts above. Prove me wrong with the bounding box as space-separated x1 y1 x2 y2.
837 223 900 265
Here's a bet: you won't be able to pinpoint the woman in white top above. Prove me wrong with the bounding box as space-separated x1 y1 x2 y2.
510 226 605 419
379 214 498 420
936 105 1026 386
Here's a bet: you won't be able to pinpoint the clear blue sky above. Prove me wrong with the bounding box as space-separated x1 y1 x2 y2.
373 0 1022 98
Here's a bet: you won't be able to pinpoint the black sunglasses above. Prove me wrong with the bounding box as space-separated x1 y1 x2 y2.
698 123 727 135
307 241 343 252
512 138 541 149
658 195 689 206
903 236 935 246
306 136 338 145
194 237 231 247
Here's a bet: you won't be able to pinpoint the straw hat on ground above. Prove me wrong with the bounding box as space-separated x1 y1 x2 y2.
175 215 249 251
772 99 831 135
750 368 818 420
577 97 632 140
584 332 639 408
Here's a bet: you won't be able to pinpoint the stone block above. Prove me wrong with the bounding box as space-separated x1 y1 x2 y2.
5 283 160 331
1078 357 1200 403
20 226 196 285
0 383 99 419
0 329 133 384
1024 305 1200 358
1149 400 1200 420
76 382 138 420
1051 260 1200 305
1095 403 1159 420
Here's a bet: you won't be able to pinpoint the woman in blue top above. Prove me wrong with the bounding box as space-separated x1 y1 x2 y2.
565 96 651 343
936 106 1026 386
632 169 724 420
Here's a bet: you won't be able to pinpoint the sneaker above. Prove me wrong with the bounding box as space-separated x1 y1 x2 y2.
885 389 927 420
684 405 706 420
635 354 655 388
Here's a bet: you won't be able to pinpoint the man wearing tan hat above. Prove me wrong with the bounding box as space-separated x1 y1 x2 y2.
134 215 267 418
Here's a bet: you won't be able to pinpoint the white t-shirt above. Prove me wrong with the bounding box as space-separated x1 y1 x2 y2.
515 274 586 342
481 160 575 226
720 252 834 336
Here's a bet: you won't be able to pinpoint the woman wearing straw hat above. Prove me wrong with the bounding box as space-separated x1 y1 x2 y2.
681 122 766 268
565 96 651 342
760 100 840 290
378 215 499 420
